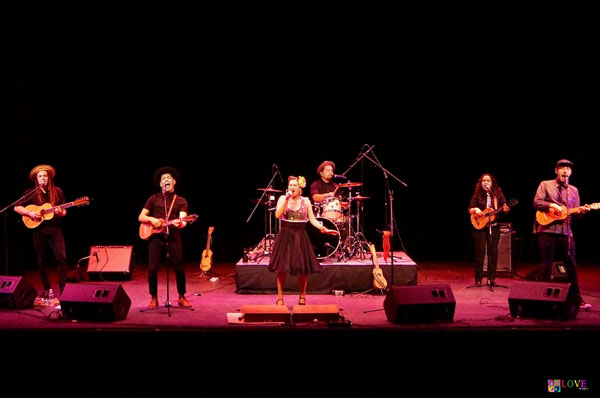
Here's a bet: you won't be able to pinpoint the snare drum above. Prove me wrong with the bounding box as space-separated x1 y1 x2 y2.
306 217 340 259
322 197 343 221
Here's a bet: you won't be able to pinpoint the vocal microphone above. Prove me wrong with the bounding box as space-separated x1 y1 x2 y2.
285 190 293 199
39 181 47 194
565 176 569 187
161 186 166 194
273 164 283 183
333 174 348 180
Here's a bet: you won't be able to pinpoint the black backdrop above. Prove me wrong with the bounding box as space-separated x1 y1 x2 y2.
3 4 599 274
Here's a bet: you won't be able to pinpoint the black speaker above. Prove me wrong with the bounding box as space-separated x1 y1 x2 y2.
383 284 456 324
87 246 134 280
508 281 578 321
0 276 37 310
59 283 131 321
550 261 569 282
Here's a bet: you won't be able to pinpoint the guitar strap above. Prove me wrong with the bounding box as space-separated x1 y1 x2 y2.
166 194 177 220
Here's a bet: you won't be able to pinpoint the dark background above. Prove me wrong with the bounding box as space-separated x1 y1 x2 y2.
3 4 599 274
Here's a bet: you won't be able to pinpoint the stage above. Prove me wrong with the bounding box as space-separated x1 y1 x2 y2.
1 261 599 394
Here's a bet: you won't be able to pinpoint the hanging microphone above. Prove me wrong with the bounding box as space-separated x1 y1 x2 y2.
273 164 283 183
333 174 348 180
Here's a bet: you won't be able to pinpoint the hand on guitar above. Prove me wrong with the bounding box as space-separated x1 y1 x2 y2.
26 211 43 222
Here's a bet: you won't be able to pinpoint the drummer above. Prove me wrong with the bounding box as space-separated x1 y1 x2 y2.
310 160 338 204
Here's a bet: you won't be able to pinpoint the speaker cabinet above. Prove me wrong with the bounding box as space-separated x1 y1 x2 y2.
87 246 133 280
0 276 37 310
59 283 131 321
508 281 578 321
550 261 569 282
484 232 511 272
383 284 455 324
241 305 291 323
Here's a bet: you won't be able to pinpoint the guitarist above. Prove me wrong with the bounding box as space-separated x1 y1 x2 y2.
13 164 69 300
531 159 591 311
468 173 510 287
138 167 192 309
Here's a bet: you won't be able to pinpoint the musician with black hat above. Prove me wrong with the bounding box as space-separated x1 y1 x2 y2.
138 166 193 308
532 158 592 311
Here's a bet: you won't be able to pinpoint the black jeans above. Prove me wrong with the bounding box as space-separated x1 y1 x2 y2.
32 227 69 294
147 234 187 297
472 225 500 282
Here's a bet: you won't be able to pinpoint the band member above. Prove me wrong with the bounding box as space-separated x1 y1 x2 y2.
532 159 591 310
310 160 337 203
14 164 69 300
138 167 192 308
268 176 338 305
468 173 510 286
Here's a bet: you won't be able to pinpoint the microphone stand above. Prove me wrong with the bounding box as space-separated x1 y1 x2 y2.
358 147 407 289
141 188 193 316
0 186 42 275
246 167 279 262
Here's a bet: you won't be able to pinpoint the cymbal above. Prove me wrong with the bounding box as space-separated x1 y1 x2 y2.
336 182 363 188
352 196 371 200
257 187 283 192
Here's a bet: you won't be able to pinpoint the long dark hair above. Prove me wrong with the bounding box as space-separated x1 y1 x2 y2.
473 173 503 198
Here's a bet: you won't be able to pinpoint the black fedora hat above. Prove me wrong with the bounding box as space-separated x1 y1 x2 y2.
555 159 574 168
153 166 181 187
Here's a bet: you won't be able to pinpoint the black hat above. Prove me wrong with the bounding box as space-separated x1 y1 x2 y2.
153 166 180 187
316 160 336 175
555 159 574 168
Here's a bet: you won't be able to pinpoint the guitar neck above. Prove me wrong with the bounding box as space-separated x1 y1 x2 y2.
205 233 212 251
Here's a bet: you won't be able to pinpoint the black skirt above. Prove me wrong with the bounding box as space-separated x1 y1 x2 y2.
267 221 322 275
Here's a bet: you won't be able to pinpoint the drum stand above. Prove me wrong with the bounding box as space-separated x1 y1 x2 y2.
339 190 370 260
250 200 277 263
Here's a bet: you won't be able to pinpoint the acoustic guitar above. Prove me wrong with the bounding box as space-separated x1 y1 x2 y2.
470 199 518 230
200 226 215 272
139 214 198 240
536 203 600 226
369 244 388 290
23 196 90 229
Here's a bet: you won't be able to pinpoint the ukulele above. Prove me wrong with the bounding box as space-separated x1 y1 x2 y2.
138 214 198 240
470 199 518 230
200 226 215 272
536 203 600 225
23 196 90 229
369 244 388 290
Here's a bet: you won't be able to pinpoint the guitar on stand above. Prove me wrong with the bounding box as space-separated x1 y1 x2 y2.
199 226 215 277
369 243 387 292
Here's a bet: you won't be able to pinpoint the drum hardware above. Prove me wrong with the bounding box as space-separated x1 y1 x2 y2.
306 217 341 260
336 189 371 260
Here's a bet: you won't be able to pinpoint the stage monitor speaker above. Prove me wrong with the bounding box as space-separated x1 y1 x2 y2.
87 246 133 280
383 284 455 324
59 283 131 321
241 304 291 323
508 281 578 321
0 276 37 310
291 304 341 323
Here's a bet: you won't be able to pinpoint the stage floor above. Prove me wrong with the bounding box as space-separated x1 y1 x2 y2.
1 260 599 394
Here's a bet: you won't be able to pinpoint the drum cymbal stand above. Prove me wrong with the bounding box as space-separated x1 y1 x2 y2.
343 189 371 260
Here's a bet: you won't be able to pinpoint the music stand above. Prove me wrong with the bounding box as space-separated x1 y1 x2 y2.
140 188 194 316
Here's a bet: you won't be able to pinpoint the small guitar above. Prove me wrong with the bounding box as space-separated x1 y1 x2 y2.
471 199 518 230
139 214 198 240
536 203 600 226
23 196 90 229
200 226 215 272
369 244 388 290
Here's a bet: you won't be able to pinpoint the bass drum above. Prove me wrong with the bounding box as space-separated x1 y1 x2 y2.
306 217 340 260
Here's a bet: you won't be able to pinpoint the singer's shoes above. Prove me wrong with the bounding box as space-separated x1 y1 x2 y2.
298 295 307 305
580 301 592 311
178 296 192 307
148 296 159 308
276 298 285 306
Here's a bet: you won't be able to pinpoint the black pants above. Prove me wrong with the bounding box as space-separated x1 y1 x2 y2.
537 232 581 302
147 234 187 297
472 225 500 282
32 227 69 294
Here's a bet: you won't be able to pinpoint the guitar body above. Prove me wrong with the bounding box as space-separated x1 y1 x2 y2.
200 226 215 272
23 203 55 229
536 205 568 225
470 208 496 230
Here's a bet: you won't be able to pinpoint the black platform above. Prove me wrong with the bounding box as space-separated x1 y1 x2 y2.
235 251 417 294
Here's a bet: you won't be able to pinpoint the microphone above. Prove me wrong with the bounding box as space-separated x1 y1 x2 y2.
333 174 348 180
483 183 490 191
285 190 293 199
93 251 99 263
161 186 166 194
39 181 47 194
324 242 333 249
273 164 283 183
565 176 569 187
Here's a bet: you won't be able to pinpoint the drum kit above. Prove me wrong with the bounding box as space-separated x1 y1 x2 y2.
249 182 372 262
